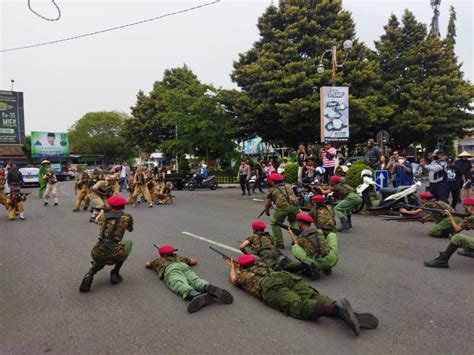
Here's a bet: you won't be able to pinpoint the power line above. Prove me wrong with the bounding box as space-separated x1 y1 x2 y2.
1 0 221 53
28 0 61 21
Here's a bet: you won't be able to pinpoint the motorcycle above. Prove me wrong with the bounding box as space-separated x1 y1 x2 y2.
186 174 218 191
367 178 422 212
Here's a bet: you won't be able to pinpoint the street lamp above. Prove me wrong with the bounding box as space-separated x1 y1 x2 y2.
317 38 353 86
10 79 15 91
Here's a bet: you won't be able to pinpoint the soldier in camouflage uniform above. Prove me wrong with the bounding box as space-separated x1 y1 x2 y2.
145 170 158 203
288 213 339 280
6 187 26 221
156 181 173 205
146 245 233 313
400 192 462 238
239 220 303 272
80 195 133 292
265 173 300 249
73 171 91 212
88 174 120 222
309 194 336 234
0 168 7 208
130 166 153 208
424 198 474 268
229 254 378 336
318 175 362 232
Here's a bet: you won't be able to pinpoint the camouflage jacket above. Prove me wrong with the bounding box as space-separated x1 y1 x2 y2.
148 255 191 279
246 232 276 254
93 180 119 198
91 212 133 262
237 262 272 299
296 227 330 259
135 172 146 186
267 183 299 208
332 183 355 200
75 176 91 191
424 201 453 223
461 215 474 230
309 204 336 231
0 177 5 191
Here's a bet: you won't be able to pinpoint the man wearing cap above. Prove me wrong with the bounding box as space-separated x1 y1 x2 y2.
73 171 91 212
319 175 362 232
6 187 26 221
399 192 461 238
228 254 378 336
129 166 153 208
88 174 119 222
288 213 338 279
239 220 303 272
455 151 472 199
420 150 448 202
145 245 233 313
265 173 300 248
79 195 133 292
424 198 474 268
43 167 59 206
309 194 336 234
38 160 51 198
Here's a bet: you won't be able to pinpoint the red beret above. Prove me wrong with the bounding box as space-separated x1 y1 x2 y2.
419 192 433 200
463 198 474 205
296 213 313 224
158 245 178 256
269 173 284 183
311 194 325 203
107 195 127 207
329 175 341 184
252 220 267 230
237 254 257 267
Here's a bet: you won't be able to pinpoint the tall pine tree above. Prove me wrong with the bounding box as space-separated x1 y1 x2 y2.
231 0 393 147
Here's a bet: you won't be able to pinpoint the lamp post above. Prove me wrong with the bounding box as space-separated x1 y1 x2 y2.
317 38 353 86
11 79 15 91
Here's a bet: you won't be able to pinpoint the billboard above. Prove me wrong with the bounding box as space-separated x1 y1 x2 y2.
0 91 25 145
31 131 69 158
320 86 349 142
242 137 262 155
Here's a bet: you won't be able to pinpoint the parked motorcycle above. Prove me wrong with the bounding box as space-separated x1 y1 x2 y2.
186 174 218 191
368 178 422 212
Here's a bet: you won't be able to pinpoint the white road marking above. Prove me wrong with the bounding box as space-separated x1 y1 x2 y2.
252 198 265 202
181 231 241 254
61 191 71 195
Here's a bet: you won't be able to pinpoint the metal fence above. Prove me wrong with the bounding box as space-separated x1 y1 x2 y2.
215 174 238 184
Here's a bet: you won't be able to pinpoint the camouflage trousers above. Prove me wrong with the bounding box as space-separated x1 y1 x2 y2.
259 248 301 272
271 205 299 246
261 271 334 320
91 239 133 269
334 192 362 218
130 185 152 204
451 234 474 249
428 217 462 238
8 201 24 221
163 262 208 299
0 192 7 207
74 188 90 209
291 232 339 270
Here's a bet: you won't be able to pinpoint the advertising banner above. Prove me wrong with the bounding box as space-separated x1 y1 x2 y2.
0 91 25 145
320 86 349 142
242 137 262 155
31 131 69 158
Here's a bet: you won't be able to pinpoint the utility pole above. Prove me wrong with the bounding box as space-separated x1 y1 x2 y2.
10 79 15 91
430 0 441 37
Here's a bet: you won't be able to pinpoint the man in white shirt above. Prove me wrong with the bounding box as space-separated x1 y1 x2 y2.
119 161 130 192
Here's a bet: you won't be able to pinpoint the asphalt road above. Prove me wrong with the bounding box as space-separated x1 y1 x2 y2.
1 183 473 354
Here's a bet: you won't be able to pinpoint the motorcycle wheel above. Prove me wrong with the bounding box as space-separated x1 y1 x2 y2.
210 182 218 190
188 181 196 191
407 195 420 206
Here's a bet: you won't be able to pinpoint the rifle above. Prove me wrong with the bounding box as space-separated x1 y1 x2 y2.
209 246 239 268
383 216 425 222
274 222 301 236
402 204 466 218
90 207 110 212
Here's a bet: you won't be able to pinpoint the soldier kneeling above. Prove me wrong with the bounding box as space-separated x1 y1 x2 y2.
80 195 133 292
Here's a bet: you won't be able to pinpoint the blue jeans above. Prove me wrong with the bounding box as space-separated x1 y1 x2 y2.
119 177 127 192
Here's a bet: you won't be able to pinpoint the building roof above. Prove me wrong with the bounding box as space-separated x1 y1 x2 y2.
0 146 26 157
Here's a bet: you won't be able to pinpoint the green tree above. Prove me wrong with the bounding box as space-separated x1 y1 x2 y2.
231 0 393 147
375 10 474 151
22 135 31 161
68 111 134 163
125 66 237 160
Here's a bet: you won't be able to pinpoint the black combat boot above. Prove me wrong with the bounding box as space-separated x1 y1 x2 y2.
204 284 233 304
334 298 360 336
457 247 474 258
337 217 350 232
354 312 379 329
424 243 458 268
185 290 212 313
302 261 320 281
323 268 332 276
79 272 95 293
347 215 353 229
273 255 290 271
110 261 124 284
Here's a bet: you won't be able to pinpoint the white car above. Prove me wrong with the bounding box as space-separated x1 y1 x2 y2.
19 167 40 186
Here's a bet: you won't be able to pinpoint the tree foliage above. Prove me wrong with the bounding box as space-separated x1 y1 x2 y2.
231 0 393 147
375 10 474 151
123 66 237 160
68 111 133 163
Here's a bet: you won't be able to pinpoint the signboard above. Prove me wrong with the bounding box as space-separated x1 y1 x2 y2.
31 131 69 158
242 137 262 155
320 86 349 142
0 91 25 145
374 170 388 192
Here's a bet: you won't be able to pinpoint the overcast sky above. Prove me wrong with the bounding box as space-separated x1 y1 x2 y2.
1 0 472 134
